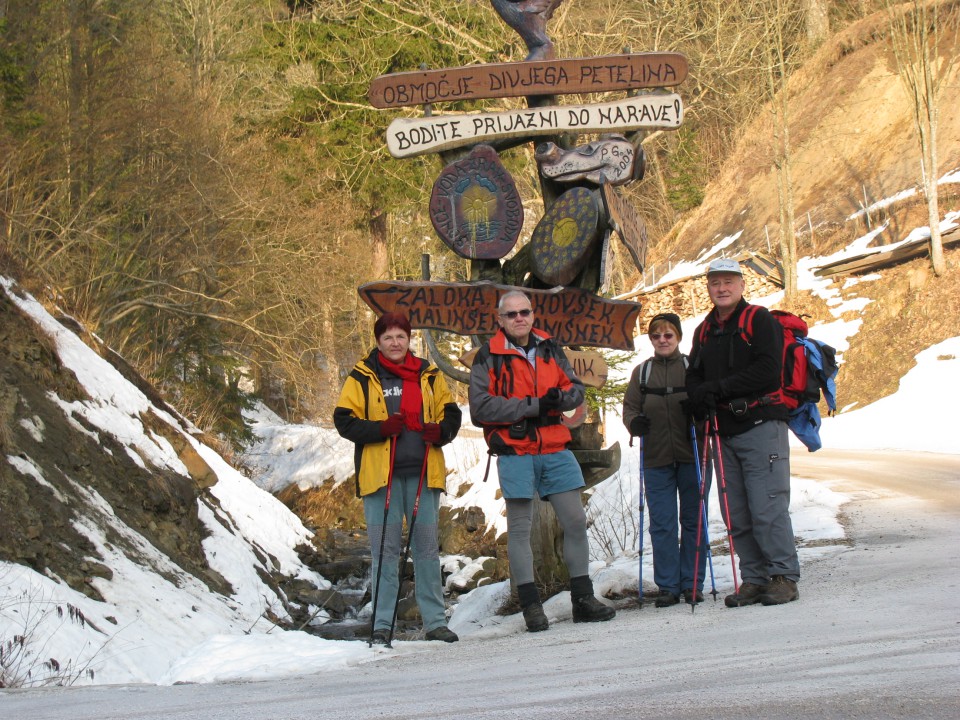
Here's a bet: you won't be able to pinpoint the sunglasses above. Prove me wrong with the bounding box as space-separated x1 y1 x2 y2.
501 309 533 319
649 333 675 340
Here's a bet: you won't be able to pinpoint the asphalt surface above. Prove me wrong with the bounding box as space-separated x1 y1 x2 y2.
3 450 959 719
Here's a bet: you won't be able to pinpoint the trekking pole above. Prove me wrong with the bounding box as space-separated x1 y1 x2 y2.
707 411 739 595
386 446 431 648
689 421 717 613
368 437 397 648
637 436 646 608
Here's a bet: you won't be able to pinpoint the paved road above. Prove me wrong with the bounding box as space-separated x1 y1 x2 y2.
791 448 960 509
4 451 959 719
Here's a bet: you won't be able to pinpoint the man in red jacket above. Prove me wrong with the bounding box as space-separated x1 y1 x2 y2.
469 290 615 632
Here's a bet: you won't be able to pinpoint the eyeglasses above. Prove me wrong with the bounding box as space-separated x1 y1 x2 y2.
649 333 675 340
501 309 533 319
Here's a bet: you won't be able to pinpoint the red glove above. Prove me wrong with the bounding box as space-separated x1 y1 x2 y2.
422 423 443 445
379 413 404 438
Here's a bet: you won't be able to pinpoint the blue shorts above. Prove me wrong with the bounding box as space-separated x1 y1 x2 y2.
496 449 585 500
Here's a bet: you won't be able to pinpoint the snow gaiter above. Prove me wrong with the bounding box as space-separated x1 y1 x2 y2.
570 575 594 601
517 582 541 609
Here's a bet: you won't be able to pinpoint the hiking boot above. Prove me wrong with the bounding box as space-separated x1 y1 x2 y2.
572 595 616 623
724 582 768 608
370 629 390 645
683 589 704 605
425 626 459 643
655 591 680 608
759 576 799 605
522 602 549 632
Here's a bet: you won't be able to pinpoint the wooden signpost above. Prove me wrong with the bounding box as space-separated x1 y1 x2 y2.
368 52 689 108
386 93 683 158
358 280 642 351
601 180 648 273
429 145 523 260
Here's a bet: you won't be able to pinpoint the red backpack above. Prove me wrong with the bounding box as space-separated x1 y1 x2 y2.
697 305 839 450
698 306 820 410
748 307 808 409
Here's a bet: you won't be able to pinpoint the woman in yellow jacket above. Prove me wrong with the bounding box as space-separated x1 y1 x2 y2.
334 312 462 644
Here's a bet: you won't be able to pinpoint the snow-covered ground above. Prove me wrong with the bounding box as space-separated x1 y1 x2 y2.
1 195 958 690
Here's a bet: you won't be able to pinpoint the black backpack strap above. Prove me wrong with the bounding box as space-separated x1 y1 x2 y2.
637 358 652 413
639 356 689 404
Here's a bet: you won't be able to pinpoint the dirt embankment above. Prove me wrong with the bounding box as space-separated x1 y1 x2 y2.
659 10 960 266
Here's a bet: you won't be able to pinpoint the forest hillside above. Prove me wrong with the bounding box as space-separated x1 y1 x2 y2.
0 0 957 434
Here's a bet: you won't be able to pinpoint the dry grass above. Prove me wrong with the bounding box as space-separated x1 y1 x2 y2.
276 479 365 532
835 246 960 410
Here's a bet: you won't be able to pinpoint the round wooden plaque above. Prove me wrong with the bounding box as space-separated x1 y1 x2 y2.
530 187 601 286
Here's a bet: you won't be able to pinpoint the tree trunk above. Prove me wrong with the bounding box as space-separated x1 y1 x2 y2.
922 139 945 275
369 207 389 280
886 0 953 276
768 42 798 300
529 498 569 592
803 0 830 44
920 56 945 276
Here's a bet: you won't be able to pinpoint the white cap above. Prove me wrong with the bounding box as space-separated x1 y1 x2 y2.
706 258 742 275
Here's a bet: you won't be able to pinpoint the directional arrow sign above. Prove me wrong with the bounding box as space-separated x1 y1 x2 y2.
386 93 683 159
368 52 689 109
601 180 648 273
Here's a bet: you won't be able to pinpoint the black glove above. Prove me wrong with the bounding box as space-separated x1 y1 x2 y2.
379 413 404 438
629 414 651 437
688 381 720 414
681 398 709 423
538 387 562 415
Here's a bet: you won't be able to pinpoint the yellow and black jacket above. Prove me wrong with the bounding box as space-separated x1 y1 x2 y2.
333 350 461 497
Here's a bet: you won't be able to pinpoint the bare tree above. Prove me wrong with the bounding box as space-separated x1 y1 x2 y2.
803 0 831 43
759 0 808 300
886 0 956 277
765 0 797 302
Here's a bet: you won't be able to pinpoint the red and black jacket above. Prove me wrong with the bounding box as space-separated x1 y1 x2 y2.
468 329 584 456
687 298 787 436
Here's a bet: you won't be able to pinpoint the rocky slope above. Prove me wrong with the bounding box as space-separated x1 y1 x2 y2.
0 279 331 685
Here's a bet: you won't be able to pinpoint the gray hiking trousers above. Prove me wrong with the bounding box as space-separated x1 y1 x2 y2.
714 420 800 584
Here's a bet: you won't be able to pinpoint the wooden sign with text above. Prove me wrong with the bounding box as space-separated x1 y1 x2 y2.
358 281 642 350
386 93 683 158
536 136 641 186
601 181 647 273
564 349 608 388
368 53 689 108
459 347 609 388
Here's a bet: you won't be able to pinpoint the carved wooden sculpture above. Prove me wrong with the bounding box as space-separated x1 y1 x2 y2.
489 0 565 61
